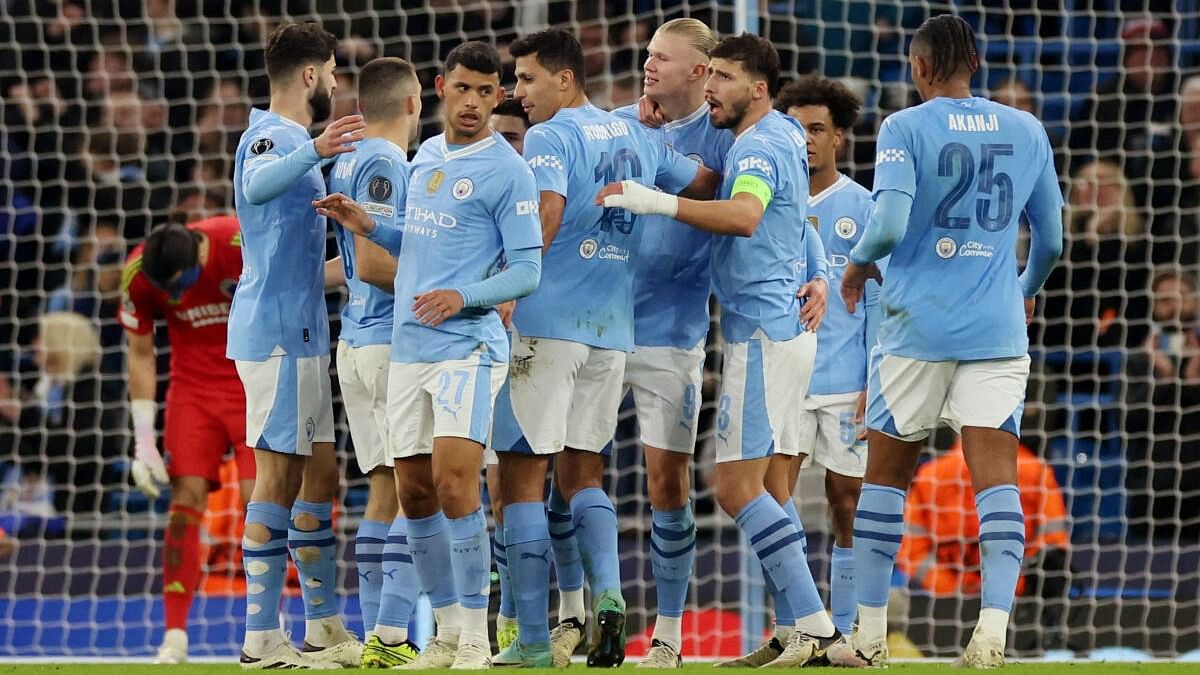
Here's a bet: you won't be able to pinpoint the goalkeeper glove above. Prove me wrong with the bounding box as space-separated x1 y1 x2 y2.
601 180 679 217
130 399 168 499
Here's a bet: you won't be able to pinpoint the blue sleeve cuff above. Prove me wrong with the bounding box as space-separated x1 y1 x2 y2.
366 222 404 256
457 248 542 308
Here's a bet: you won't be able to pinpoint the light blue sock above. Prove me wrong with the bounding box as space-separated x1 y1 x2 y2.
976 485 1025 612
355 519 389 633
448 508 491 611
735 493 824 621
376 517 418 631
853 484 906 608
494 525 515 618
243 501 290 631
288 499 338 620
570 487 622 598
765 565 794 628
781 500 808 556
547 485 584 593
407 511 458 610
650 504 695 619
830 545 856 635
505 502 552 645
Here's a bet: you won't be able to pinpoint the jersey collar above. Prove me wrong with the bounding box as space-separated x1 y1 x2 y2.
663 102 710 131
254 107 309 134
440 133 497 161
809 173 851 207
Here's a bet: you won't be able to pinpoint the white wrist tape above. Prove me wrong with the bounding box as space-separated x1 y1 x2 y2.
130 399 156 450
602 180 679 218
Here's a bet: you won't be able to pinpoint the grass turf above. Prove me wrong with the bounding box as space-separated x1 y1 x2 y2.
0 664 1195 674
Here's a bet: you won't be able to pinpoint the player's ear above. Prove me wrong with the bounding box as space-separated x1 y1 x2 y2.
496 85 506 104
434 74 446 100
689 61 707 81
559 68 572 92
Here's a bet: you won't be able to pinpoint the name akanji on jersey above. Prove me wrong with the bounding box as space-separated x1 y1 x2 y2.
119 215 245 402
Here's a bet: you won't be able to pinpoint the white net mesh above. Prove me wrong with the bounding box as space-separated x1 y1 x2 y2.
0 0 1197 660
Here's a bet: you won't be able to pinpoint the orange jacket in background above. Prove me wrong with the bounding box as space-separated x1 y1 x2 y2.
896 441 1069 596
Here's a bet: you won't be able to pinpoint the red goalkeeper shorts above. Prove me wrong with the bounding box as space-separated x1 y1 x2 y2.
164 393 256 488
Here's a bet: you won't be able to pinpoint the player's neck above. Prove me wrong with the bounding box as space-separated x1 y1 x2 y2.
365 120 412 153
268 89 312 129
197 232 210 268
925 81 973 101
809 166 839 196
653 88 706 124
561 89 588 111
733 100 771 137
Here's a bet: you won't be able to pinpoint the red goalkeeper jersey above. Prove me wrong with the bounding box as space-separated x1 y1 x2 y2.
119 216 244 403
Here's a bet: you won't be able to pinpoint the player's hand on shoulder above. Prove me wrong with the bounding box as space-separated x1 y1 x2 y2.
798 277 828 332
841 262 882 314
412 289 466 327
596 180 678 217
314 193 376 235
637 96 666 128
314 114 366 158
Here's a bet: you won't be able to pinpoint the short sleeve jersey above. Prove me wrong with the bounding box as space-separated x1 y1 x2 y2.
710 110 813 344
611 103 733 349
228 108 330 361
391 133 542 364
870 97 1063 361
512 104 699 352
328 137 410 348
119 216 244 402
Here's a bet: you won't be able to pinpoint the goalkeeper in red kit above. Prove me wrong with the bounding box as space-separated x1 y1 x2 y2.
119 216 255 664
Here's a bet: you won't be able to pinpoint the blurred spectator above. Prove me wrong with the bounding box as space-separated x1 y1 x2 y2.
2 311 124 518
1039 158 1152 350
1145 270 1200 383
1182 76 1200 183
990 76 1066 173
194 78 249 160
332 71 359 123
170 187 230 226
1068 17 1181 210
896 437 1073 651
45 222 126 384
1126 268 1200 543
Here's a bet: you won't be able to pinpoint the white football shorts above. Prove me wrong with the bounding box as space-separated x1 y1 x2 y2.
506 330 626 455
336 341 391 473
387 348 508 459
236 351 335 457
714 330 817 464
624 342 706 454
795 391 867 478
867 348 1031 442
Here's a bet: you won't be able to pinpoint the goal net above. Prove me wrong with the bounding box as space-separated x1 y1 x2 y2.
0 0 1197 660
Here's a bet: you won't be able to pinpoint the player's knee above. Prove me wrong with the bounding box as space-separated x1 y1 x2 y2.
434 473 478 518
647 468 689 511
714 480 756 517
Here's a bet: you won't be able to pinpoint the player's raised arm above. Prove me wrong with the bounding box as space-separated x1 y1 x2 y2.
242 114 365 205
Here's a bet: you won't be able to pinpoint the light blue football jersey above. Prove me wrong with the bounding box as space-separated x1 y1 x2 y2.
870 96 1063 361
391 132 542 364
228 108 329 360
710 110 814 344
611 103 733 349
329 137 409 348
803 174 883 395
512 103 700 352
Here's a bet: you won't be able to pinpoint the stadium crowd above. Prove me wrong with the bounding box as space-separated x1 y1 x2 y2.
0 0 1197 661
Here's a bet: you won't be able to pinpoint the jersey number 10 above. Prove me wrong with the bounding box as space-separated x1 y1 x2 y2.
935 142 1014 232
594 149 644 234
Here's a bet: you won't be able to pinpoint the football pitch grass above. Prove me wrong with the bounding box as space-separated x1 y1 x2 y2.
0 663 1195 674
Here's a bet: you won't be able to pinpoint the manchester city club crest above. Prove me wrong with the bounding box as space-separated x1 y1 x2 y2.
835 217 857 239
452 178 474 200
427 170 445 194
579 238 598 259
936 236 957 259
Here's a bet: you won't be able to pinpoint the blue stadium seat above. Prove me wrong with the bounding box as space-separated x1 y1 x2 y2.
1035 350 1128 542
